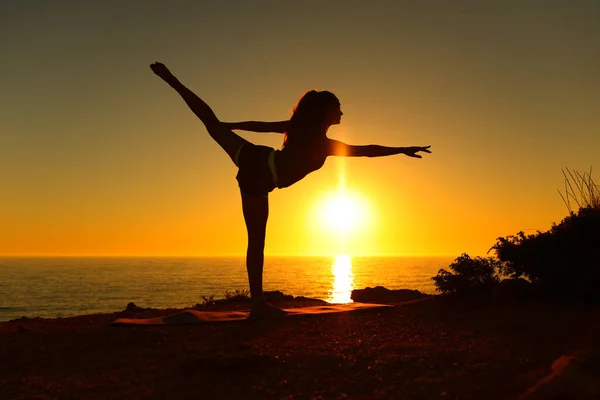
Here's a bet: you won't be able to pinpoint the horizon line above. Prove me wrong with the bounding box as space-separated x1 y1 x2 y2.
0 253 460 258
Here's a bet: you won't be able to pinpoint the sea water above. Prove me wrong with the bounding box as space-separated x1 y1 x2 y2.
0 256 454 321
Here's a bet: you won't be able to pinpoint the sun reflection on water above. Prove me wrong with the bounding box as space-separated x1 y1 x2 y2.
327 254 355 304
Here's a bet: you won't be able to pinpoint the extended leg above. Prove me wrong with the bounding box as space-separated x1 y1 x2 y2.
240 191 286 319
150 62 247 163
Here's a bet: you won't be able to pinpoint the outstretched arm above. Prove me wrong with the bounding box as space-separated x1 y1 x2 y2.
221 120 289 133
328 139 431 158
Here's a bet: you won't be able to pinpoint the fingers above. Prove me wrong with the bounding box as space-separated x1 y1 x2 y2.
406 145 431 158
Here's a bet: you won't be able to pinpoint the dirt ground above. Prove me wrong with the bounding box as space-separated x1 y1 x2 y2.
1 296 599 399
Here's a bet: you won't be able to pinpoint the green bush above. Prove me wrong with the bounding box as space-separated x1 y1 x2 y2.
432 253 502 295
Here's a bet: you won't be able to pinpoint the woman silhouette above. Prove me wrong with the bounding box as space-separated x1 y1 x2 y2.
150 62 431 319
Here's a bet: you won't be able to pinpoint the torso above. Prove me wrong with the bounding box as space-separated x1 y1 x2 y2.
274 138 329 189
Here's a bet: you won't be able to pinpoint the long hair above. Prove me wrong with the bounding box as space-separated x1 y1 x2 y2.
283 90 340 148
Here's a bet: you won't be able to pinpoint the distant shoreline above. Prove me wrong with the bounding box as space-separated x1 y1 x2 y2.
0 286 431 322
0 257 450 321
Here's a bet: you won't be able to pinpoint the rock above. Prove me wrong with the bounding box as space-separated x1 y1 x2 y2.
293 296 329 305
351 286 429 303
125 302 143 312
520 354 600 399
264 291 294 301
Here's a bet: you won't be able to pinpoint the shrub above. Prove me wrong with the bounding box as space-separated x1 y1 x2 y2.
491 207 600 301
224 289 251 301
194 295 215 309
432 253 502 295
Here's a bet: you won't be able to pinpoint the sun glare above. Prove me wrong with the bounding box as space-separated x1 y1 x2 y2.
316 189 369 234
307 157 377 255
327 254 355 303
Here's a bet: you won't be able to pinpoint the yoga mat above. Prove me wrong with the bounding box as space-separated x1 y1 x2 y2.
111 302 392 326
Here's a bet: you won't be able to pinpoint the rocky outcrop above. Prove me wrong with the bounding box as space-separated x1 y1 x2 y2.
351 286 429 303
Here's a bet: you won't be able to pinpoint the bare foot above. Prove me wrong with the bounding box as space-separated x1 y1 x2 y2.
248 304 287 321
150 62 176 83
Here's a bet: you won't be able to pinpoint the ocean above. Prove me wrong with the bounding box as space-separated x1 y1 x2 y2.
0 256 454 321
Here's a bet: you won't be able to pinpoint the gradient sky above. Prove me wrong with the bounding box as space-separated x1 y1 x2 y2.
1 1 598 257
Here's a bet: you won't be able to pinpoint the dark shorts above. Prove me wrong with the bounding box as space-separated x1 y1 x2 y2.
235 143 277 197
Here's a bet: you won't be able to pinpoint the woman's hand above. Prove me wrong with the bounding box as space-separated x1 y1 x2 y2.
403 146 432 158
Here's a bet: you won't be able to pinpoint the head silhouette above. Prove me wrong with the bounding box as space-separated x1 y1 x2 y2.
284 90 342 147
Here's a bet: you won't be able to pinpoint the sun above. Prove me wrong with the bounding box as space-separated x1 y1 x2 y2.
315 189 370 235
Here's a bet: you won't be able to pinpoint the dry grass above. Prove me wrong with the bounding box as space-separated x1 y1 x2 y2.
224 288 251 300
558 167 599 213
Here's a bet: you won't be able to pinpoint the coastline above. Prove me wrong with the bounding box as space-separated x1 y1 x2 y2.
2 294 599 399
0 256 449 322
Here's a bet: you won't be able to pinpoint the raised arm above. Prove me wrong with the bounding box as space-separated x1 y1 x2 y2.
327 139 431 158
221 120 289 133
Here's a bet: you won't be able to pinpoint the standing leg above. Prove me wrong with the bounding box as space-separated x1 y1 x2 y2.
240 191 287 319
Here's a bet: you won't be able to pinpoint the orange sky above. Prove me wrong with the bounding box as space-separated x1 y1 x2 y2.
1 1 598 257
